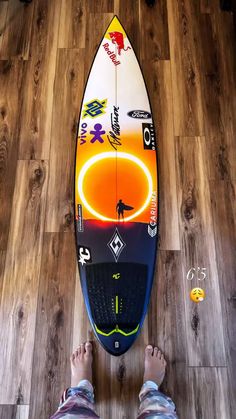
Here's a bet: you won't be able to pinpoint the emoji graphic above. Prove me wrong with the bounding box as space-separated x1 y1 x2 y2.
190 288 205 303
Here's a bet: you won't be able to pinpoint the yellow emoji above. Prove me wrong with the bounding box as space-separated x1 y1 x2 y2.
190 288 205 303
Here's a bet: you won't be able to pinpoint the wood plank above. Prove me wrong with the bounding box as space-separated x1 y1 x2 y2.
200 0 211 14
199 12 236 180
148 251 189 418
84 13 113 78
210 180 236 415
175 136 226 366
0 406 16 419
45 49 84 232
115 0 140 57
213 10 236 180
0 403 29 418
29 232 76 419
0 250 6 305
18 0 61 159
0 0 34 60
142 59 180 250
188 367 230 419
0 160 48 404
0 1 8 52
167 0 204 136
58 0 86 48
140 0 170 60
16 406 29 419
0 59 24 249
87 0 114 13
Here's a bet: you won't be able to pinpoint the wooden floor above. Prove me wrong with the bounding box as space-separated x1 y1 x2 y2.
0 0 235 418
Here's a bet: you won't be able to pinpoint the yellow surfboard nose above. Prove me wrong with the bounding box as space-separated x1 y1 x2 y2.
105 15 128 40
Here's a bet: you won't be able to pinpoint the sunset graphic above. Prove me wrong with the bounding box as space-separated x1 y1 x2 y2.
75 131 157 224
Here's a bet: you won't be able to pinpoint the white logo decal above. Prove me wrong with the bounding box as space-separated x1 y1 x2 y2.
148 225 157 237
79 247 91 266
107 228 126 261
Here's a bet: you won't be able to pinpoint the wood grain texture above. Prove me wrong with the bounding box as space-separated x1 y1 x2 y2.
0 405 29 419
199 12 236 180
29 232 76 419
175 136 226 366
58 0 86 48
150 251 189 419
213 10 236 180
18 0 61 159
210 180 236 416
0 60 24 249
0 160 48 404
0 1 8 52
16 406 29 419
200 0 211 14
87 0 114 13
167 0 204 136
45 49 84 232
143 59 180 250
188 368 230 419
140 0 170 60
0 0 34 60
0 250 6 302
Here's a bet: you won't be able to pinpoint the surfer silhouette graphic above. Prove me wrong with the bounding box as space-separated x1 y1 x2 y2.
116 199 134 220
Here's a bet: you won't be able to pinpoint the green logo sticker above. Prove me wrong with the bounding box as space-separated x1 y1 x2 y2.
82 98 107 119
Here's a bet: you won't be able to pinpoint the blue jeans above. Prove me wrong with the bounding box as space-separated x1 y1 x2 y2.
50 379 178 418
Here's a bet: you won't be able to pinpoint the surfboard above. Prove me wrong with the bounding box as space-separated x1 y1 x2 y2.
74 16 158 356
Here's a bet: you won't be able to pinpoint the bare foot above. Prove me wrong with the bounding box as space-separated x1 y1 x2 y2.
70 341 93 387
143 345 167 387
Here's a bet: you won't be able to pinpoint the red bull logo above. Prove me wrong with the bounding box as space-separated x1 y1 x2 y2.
108 31 131 55
103 43 121 66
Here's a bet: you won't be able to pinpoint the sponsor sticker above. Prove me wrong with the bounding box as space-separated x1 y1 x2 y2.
108 31 131 55
127 110 152 119
107 105 122 150
78 246 92 266
76 204 83 232
79 123 106 145
82 99 107 119
103 43 121 66
78 122 88 145
90 123 106 143
148 191 157 237
107 228 126 261
142 123 156 150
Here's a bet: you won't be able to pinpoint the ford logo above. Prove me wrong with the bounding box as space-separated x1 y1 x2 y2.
127 110 152 119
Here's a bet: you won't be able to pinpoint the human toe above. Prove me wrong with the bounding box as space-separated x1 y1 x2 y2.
80 343 85 356
85 341 92 354
153 347 159 357
145 345 153 356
